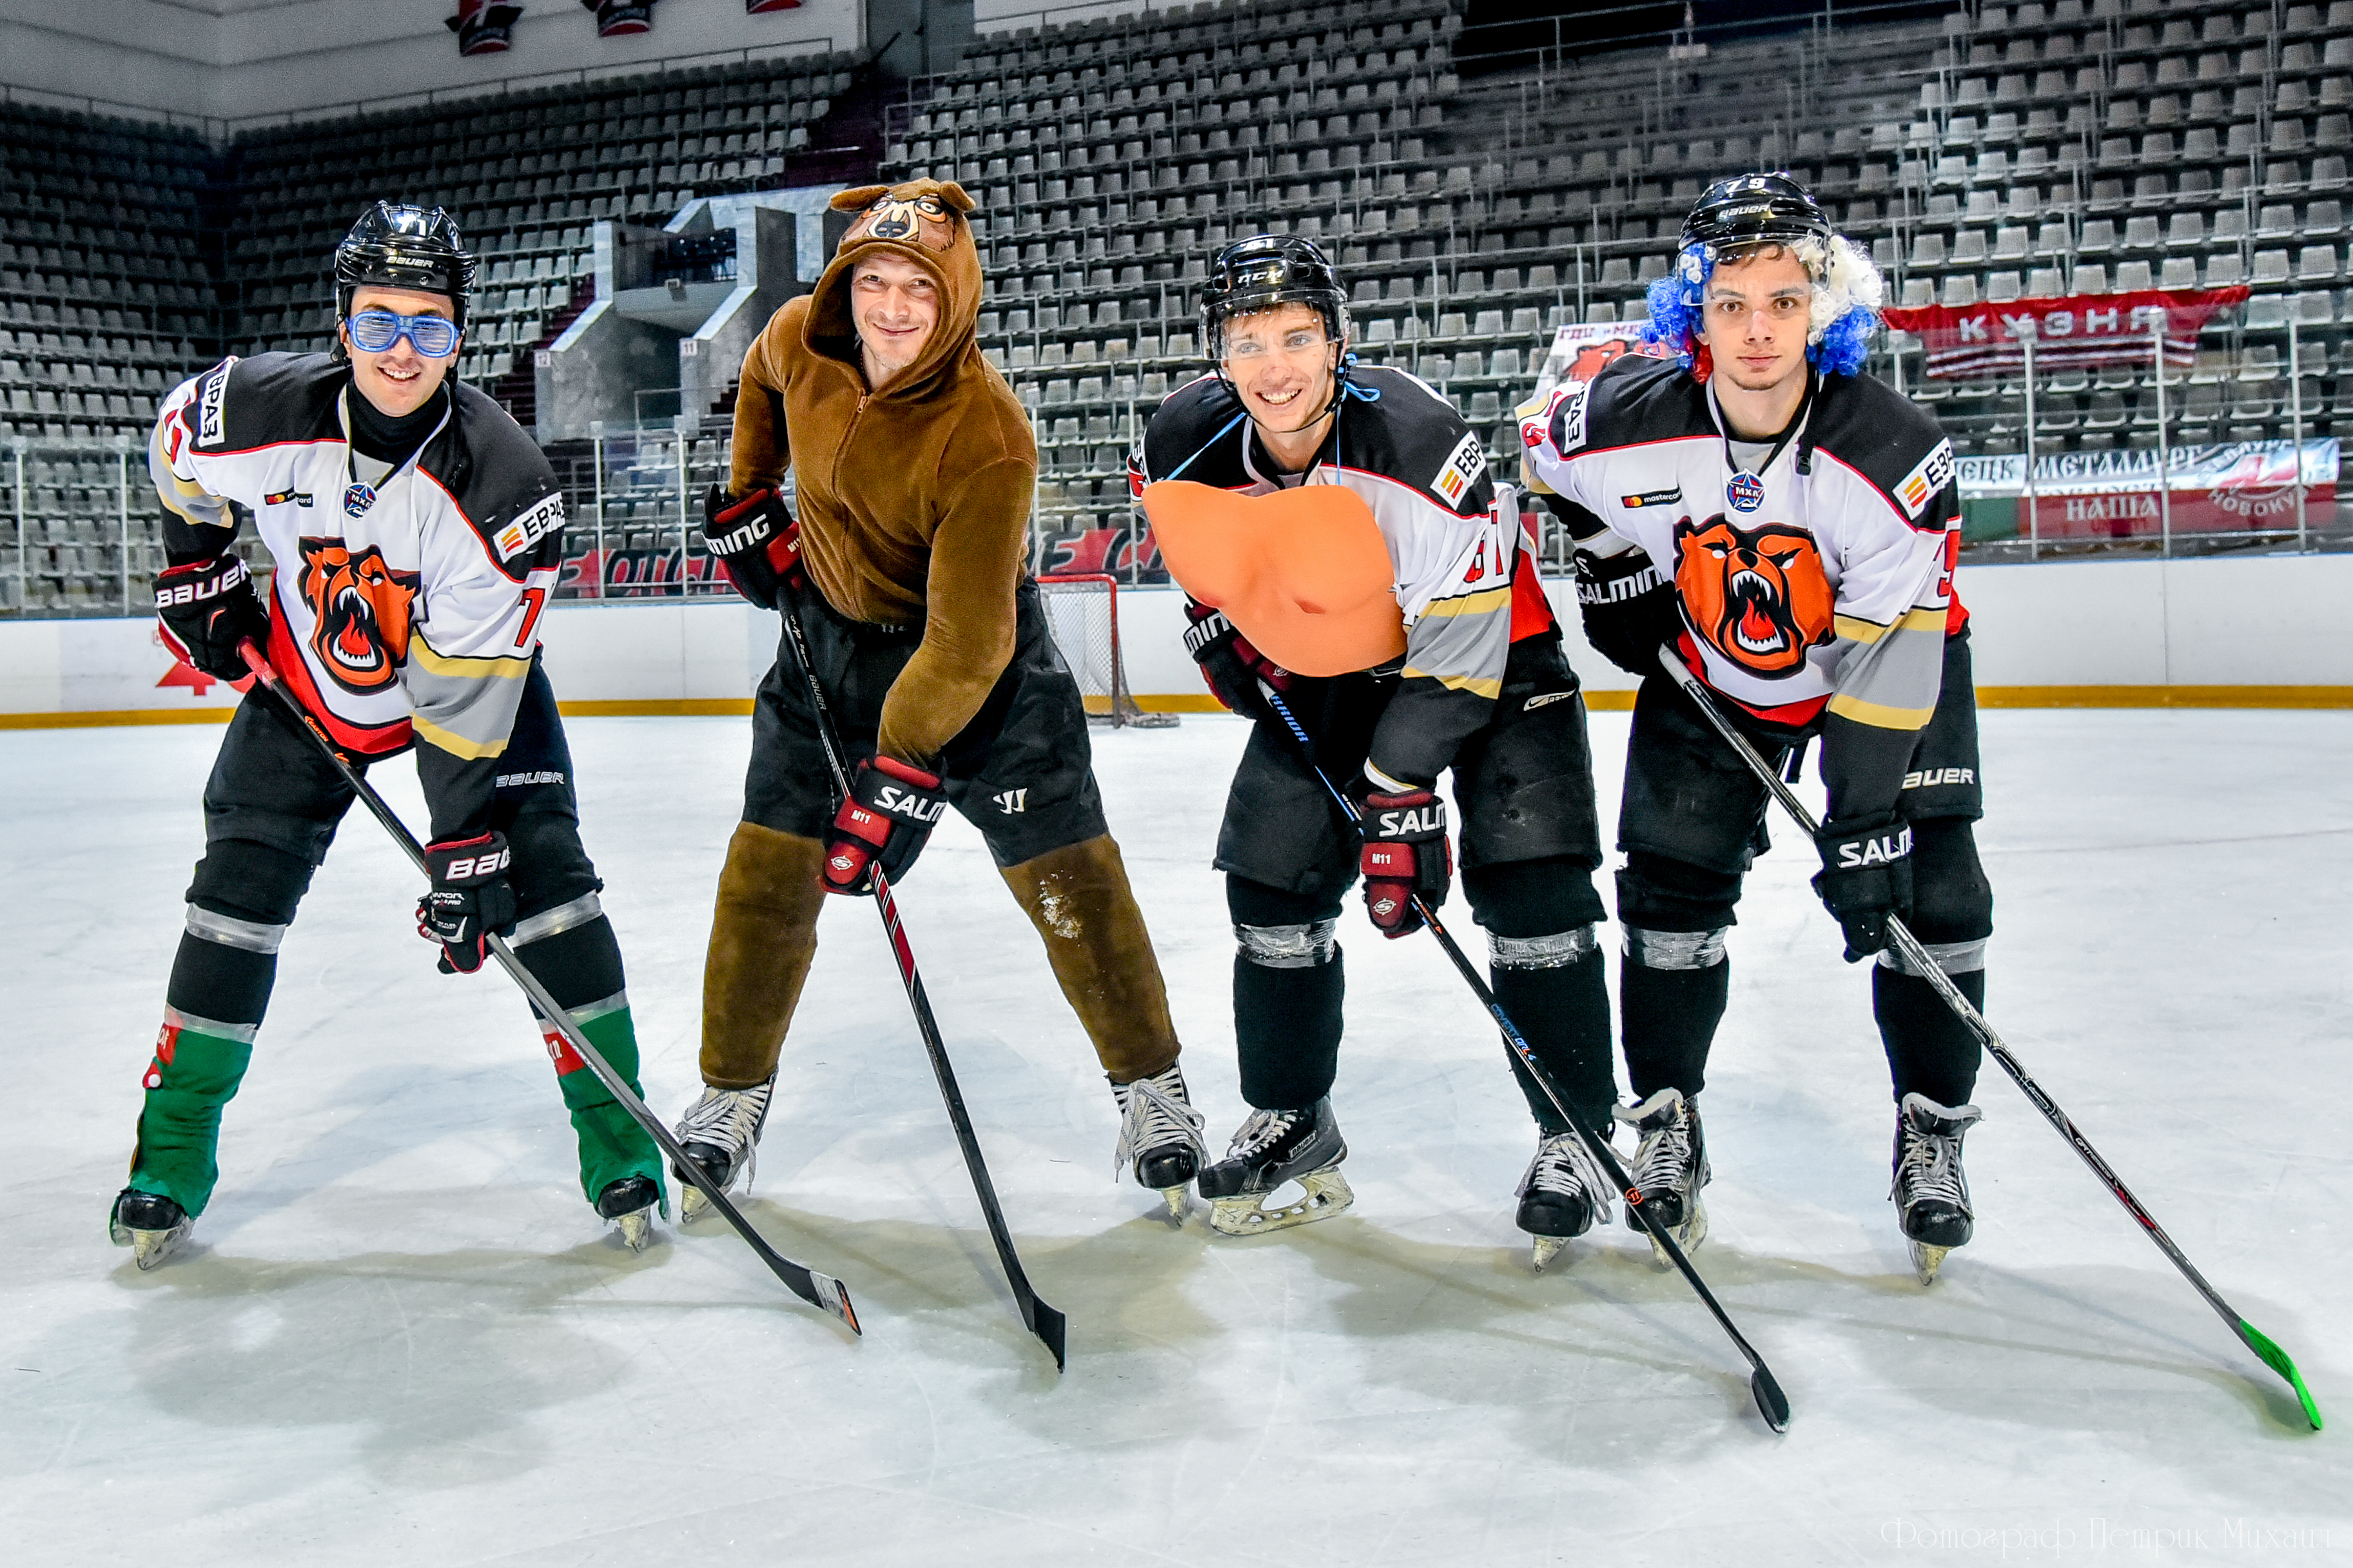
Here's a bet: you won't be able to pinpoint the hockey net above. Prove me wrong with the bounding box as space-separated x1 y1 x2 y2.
1037 574 1179 728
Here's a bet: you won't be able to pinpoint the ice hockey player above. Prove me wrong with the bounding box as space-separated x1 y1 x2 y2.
678 180 1202 1218
1519 173 1991 1282
110 202 667 1269
1134 235 1619 1261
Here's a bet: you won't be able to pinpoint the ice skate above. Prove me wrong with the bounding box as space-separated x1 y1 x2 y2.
1111 1063 1209 1217
1197 1098 1352 1236
109 1188 193 1271
1893 1092 1982 1284
596 1174 661 1252
1517 1127 1617 1272
1618 1089 1708 1266
670 1075 774 1223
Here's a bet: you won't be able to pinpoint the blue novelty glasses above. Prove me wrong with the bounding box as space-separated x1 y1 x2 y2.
346 309 460 358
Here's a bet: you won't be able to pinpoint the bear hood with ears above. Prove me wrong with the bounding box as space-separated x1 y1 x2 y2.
804 179 984 397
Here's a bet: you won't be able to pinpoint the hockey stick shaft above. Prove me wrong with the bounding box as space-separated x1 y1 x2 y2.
771 597 1067 1371
1256 684 1789 1432
1655 645 2319 1429
234 643 860 1333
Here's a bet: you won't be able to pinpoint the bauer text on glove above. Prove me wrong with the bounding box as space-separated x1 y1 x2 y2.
416 831 518 974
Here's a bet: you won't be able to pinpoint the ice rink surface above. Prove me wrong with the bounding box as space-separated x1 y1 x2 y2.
3 702 2345 1565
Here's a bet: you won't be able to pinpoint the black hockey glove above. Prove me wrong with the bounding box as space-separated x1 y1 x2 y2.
155 554 270 682
1181 599 1290 720
1572 539 1680 680
1354 782 1452 938
1811 815 1914 963
822 756 948 895
416 831 518 975
701 483 801 610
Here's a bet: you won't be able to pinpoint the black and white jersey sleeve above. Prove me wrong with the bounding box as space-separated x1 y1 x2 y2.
151 353 567 839
1137 366 1516 787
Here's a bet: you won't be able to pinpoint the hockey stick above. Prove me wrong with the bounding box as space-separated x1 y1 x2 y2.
770 596 1068 1373
1655 644 2321 1431
234 642 860 1335
1256 684 1790 1434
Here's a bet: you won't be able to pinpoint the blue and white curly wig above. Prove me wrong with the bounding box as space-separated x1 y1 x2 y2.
1641 232 1886 380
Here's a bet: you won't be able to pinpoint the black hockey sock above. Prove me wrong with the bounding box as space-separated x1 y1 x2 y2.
1492 956 1616 1133
1619 953 1729 1101
1875 964 1986 1108
1233 950 1344 1111
164 929 275 1031
513 914 627 1012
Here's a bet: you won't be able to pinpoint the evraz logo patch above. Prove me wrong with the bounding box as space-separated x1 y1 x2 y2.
494 493 566 561
1726 472 1765 512
1430 430 1487 507
1895 439 1957 521
197 368 228 445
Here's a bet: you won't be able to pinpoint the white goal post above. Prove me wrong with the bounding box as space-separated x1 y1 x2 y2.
1036 573 1179 729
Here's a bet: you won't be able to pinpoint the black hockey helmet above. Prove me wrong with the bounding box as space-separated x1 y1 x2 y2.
333 202 475 331
1679 172 1832 255
1196 233 1351 361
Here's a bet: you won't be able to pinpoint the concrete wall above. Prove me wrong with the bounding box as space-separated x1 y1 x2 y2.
7 552 2352 728
0 0 861 126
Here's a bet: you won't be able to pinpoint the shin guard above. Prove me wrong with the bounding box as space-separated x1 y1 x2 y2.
700 822 826 1090
1618 927 1731 1101
127 1008 257 1218
1233 921 1344 1111
1489 927 1616 1133
514 896 663 1206
1874 954 1987 1110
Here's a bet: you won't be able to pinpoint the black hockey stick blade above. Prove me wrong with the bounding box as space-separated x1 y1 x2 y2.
1657 644 2320 1430
772 605 1067 1371
235 643 860 1335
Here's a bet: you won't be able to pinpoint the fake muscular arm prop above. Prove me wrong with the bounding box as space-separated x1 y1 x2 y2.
874 456 1035 768
1140 479 1405 678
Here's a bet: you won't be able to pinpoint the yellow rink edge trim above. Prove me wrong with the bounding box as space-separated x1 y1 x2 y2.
8 685 2353 731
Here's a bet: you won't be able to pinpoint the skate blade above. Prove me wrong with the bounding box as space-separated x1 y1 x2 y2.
1530 1234 1569 1272
679 1183 718 1224
1643 1199 1708 1270
123 1221 192 1271
1909 1239 1951 1286
1208 1168 1353 1237
612 1206 657 1253
1158 1185 1190 1220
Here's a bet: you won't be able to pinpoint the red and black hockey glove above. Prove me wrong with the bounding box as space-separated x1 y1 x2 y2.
1181 599 1290 719
1811 815 1914 963
1355 783 1452 938
155 554 270 682
1571 538 1680 681
416 831 518 974
701 483 801 610
822 757 948 895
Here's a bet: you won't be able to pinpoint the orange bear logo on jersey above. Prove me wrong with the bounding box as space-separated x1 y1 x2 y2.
296 539 419 694
1673 516 1834 678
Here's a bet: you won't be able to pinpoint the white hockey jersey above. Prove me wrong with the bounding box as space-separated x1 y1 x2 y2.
1520 353 1965 733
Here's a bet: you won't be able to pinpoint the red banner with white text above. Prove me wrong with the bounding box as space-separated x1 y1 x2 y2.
1881 287 2250 379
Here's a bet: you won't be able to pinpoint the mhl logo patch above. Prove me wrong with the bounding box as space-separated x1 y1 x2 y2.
1726 472 1765 512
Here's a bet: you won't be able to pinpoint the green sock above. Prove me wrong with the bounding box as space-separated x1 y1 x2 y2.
541 993 665 1210
127 1010 258 1219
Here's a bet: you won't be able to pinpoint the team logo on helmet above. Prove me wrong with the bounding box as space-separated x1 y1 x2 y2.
1673 516 1833 678
296 539 419 693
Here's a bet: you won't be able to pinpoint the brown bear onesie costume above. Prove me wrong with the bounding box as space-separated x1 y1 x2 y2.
672 180 1205 1215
